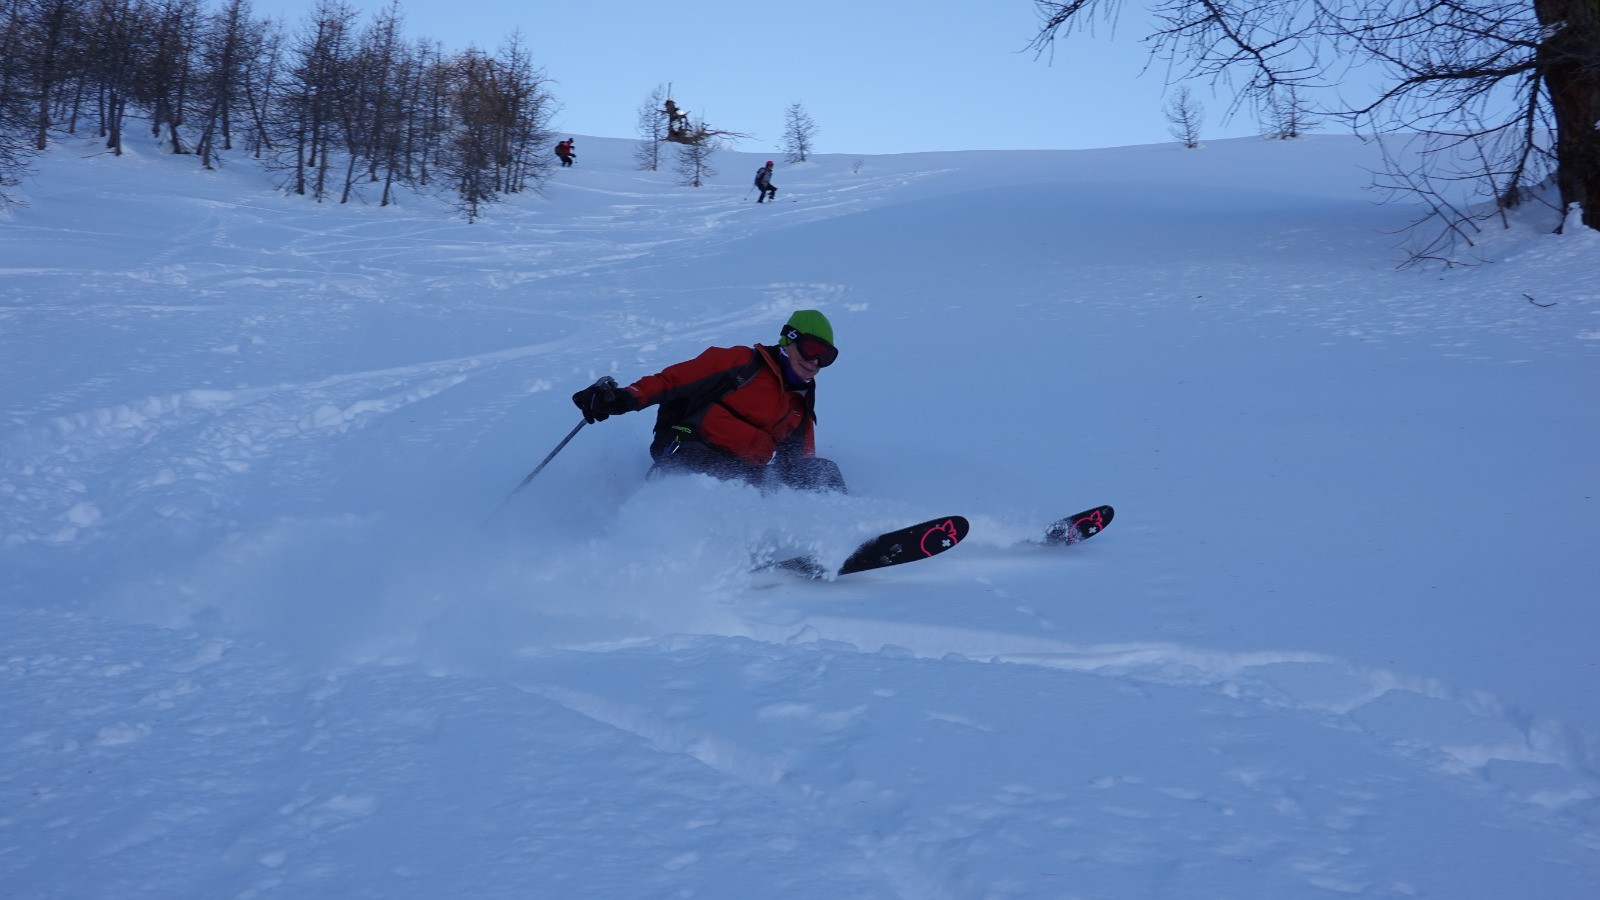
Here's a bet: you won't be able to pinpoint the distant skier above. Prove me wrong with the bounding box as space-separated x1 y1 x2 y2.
754 161 777 203
571 310 844 491
555 138 575 167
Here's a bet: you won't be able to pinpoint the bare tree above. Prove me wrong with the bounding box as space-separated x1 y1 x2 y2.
27 0 82 151
330 12 377 203
435 42 552 219
275 0 356 199
0 0 560 218
1163 85 1204 149
0 125 27 205
1028 0 1600 255
634 83 666 170
439 48 497 219
193 0 268 168
1259 84 1318 140
489 30 556 196
0 0 33 203
347 0 403 193
77 0 142 156
237 12 284 158
780 101 817 163
139 0 200 154
411 39 452 188
673 118 716 187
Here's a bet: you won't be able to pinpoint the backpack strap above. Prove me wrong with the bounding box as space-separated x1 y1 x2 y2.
707 351 772 424
649 349 769 456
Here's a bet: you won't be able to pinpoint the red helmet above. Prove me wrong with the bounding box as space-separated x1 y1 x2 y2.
766 161 774 167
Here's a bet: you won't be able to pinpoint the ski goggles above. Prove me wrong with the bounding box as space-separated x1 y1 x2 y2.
781 326 839 367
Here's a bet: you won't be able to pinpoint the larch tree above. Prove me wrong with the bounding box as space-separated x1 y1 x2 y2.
780 101 818 163
634 83 667 171
673 117 716 187
1163 85 1204 149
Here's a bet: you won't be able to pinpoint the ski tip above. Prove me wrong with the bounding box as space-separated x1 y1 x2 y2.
837 515 969 576
1044 505 1114 545
921 516 970 556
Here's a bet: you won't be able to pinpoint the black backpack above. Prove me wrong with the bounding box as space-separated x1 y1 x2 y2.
648 347 814 458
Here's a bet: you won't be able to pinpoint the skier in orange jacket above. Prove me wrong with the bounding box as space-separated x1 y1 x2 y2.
572 310 845 491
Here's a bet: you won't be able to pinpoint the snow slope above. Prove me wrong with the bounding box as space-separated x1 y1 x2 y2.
2 133 1598 898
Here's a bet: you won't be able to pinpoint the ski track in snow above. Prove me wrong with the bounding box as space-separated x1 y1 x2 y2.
7 603 1596 898
529 616 1600 854
2 345 544 543
3 135 1598 897
0 152 939 546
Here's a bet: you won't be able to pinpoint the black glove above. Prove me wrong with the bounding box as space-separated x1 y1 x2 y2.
572 381 637 423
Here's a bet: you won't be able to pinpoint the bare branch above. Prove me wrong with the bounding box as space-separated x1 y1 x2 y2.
1027 0 1600 259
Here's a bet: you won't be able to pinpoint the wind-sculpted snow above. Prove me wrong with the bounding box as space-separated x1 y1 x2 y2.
7 605 1594 898
0 339 581 544
735 615 1600 822
2 134 1597 897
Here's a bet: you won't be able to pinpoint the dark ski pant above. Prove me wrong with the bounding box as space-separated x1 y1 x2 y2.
756 184 776 202
558 154 574 167
649 440 845 493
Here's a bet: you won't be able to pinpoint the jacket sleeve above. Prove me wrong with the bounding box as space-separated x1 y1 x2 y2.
624 346 755 407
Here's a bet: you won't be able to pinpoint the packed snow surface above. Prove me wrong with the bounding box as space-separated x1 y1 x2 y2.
3 133 1598 898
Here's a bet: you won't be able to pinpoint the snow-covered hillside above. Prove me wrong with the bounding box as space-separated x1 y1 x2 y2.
3 133 1598 898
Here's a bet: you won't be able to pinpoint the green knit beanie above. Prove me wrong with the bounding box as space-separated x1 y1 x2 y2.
780 309 834 346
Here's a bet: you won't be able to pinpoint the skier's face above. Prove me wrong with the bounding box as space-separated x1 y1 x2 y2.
782 346 821 383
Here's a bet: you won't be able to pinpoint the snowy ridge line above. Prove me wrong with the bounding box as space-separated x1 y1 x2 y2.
732 615 1600 835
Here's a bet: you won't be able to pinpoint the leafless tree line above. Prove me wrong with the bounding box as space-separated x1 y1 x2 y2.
0 0 556 219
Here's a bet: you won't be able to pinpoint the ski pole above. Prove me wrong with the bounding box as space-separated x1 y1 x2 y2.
506 417 586 498
487 377 615 521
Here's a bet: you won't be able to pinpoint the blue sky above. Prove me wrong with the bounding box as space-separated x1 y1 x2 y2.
252 0 1267 155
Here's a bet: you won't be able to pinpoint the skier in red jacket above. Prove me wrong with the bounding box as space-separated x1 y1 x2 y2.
572 310 845 492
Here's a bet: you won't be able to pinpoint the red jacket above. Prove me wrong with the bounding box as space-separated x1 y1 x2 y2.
624 344 815 466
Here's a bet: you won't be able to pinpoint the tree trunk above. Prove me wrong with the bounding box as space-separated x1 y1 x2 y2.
106 93 123 155
1536 0 1600 231
35 80 51 150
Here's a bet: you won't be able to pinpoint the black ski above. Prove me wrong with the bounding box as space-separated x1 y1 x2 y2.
768 515 969 580
763 505 1114 581
1042 505 1114 545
